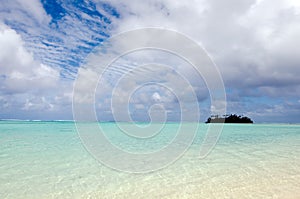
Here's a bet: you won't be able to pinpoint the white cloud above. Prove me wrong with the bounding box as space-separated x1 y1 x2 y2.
22 97 54 111
0 23 59 93
0 0 51 26
106 0 300 94
16 0 51 24
0 23 74 118
152 92 161 102
97 0 300 122
1 0 300 122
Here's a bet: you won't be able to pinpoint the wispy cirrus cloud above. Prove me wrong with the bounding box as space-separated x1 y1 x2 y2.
1 0 118 78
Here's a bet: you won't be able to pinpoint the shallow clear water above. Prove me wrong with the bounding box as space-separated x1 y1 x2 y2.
0 121 299 198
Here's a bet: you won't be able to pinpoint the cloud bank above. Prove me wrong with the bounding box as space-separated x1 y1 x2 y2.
0 0 300 122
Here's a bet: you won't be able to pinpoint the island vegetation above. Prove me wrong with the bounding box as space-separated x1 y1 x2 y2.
205 114 253 123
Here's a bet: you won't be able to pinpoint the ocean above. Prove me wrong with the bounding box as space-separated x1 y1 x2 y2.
0 121 299 198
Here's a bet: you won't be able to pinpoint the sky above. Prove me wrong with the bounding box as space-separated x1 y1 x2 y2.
0 0 300 123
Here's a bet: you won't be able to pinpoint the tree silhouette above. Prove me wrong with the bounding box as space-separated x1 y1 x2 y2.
205 114 253 123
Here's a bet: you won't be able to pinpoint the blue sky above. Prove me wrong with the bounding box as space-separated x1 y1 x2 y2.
0 0 300 123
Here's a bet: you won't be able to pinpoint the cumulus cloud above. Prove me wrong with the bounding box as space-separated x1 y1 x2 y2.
0 23 73 119
101 0 300 122
0 23 59 93
107 0 300 89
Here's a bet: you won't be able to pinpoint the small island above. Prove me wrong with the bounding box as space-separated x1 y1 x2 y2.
205 114 253 123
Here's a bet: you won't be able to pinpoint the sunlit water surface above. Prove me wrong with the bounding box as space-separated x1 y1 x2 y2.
0 121 299 198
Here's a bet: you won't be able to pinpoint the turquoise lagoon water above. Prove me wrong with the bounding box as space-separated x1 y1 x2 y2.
0 121 299 198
